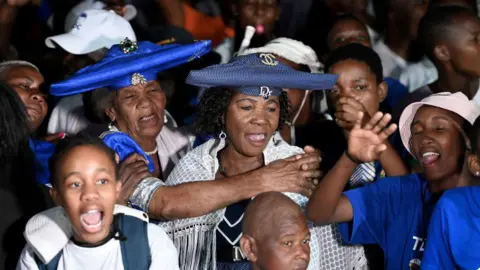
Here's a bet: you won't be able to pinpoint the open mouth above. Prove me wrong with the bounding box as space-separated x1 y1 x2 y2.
421 151 441 167
246 133 267 147
140 114 155 121
80 209 104 233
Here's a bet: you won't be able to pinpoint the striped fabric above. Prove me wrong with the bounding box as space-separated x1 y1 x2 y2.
350 162 376 188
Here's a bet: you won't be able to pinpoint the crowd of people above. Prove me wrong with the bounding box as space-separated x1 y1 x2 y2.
1 0 480 269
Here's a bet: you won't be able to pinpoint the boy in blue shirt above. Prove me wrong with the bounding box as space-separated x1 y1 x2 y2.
421 117 480 269
307 92 480 270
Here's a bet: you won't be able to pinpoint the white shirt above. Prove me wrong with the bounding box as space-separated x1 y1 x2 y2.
373 40 438 92
16 223 179 270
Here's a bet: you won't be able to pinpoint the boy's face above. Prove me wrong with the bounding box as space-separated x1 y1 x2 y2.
443 13 480 78
238 0 278 35
51 145 120 244
327 59 385 121
255 216 311 270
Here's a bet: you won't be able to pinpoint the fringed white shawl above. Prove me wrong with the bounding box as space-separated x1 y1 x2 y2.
160 138 367 270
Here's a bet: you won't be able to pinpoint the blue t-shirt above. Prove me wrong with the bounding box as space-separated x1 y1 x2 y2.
422 186 480 270
338 173 439 270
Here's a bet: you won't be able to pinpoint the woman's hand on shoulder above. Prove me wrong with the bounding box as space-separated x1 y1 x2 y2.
117 153 152 205
347 111 397 164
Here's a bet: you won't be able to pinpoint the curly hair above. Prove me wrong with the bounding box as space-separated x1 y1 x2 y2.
195 87 290 136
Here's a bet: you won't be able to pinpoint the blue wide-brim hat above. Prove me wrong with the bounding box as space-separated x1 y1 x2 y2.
186 53 338 99
50 38 212 96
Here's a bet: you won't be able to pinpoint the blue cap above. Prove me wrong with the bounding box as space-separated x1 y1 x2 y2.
50 38 212 96
186 53 338 99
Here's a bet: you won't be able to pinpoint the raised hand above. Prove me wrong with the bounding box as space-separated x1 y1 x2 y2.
347 111 397 163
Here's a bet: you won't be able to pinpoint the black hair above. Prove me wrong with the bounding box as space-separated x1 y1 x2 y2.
326 13 369 49
0 82 47 215
469 116 480 154
0 82 33 182
195 87 290 136
418 5 476 60
324 43 384 84
49 135 118 188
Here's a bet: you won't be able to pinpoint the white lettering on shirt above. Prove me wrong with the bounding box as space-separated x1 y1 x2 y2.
412 236 426 251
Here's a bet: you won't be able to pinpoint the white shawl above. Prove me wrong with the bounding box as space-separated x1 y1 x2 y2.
162 138 367 270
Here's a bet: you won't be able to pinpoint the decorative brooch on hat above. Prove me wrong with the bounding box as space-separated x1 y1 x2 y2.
120 38 138 54
131 73 147 86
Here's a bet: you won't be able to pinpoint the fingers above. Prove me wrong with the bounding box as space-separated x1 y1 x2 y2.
352 111 364 131
292 155 321 170
303 145 316 153
371 113 392 134
301 169 322 179
363 111 383 130
378 123 398 141
123 153 148 165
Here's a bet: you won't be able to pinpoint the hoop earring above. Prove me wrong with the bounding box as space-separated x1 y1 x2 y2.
219 131 227 139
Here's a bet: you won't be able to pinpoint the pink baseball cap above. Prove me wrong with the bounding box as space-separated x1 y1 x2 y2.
399 92 480 155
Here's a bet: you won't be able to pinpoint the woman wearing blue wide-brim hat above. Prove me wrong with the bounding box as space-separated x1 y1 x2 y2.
158 53 369 270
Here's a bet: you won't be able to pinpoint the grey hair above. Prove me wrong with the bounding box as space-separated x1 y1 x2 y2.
0 60 40 80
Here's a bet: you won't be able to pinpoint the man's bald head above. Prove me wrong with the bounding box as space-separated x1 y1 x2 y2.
241 192 310 270
243 192 305 240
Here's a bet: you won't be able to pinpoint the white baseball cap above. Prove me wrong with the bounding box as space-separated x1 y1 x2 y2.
64 0 137 33
45 9 137 55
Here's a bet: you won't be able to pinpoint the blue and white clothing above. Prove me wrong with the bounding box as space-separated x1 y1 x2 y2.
157 138 367 270
339 173 440 270
422 186 480 270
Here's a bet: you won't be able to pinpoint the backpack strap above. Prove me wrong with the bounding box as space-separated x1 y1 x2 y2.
34 250 62 270
117 213 152 270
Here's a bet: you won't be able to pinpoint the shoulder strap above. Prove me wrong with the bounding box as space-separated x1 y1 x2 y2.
117 213 152 270
34 250 62 270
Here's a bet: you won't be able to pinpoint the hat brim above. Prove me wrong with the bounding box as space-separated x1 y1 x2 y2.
186 65 337 91
50 40 212 96
45 33 100 55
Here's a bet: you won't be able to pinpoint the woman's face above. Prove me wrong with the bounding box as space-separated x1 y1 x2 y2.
224 92 280 157
4 66 47 132
106 80 166 141
238 0 278 35
410 106 466 182
327 59 386 117
328 19 371 51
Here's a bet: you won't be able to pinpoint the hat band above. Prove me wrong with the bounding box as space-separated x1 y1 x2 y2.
107 71 158 90
235 86 282 99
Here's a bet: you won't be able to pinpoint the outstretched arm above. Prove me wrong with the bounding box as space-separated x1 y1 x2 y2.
307 112 397 225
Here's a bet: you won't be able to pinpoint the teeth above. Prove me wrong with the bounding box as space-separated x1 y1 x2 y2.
141 115 154 120
248 134 265 141
86 209 99 214
422 152 440 157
